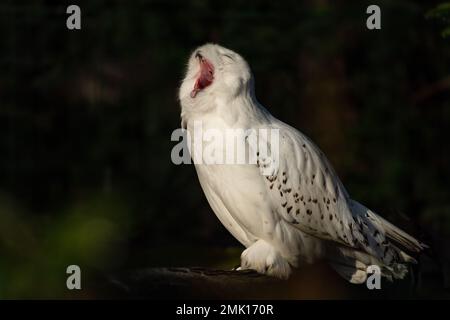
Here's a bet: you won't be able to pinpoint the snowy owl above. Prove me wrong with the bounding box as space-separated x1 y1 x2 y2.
178 43 426 283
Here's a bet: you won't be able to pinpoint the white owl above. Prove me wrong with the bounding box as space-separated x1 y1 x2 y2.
178 43 426 283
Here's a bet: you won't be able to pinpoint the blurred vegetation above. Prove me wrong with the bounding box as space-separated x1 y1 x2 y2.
427 2 450 37
0 0 449 298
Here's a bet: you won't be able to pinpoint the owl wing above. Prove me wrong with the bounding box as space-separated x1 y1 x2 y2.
254 121 358 246
253 118 428 267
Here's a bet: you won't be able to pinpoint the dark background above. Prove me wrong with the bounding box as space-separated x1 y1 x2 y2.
0 0 449 298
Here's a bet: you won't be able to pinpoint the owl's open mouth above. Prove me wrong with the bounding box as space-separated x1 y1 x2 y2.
190 53 214 98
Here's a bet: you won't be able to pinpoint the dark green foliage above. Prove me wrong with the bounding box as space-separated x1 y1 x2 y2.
427 2 450 37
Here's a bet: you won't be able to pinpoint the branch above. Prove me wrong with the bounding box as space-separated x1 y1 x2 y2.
105 267 282 299
100 264 360 299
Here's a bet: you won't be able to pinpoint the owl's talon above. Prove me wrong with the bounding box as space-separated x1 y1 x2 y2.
240 239 292 279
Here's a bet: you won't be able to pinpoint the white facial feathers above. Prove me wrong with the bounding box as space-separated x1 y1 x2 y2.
179 43 254 109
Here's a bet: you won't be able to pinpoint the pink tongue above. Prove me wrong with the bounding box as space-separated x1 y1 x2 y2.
191 60 214 98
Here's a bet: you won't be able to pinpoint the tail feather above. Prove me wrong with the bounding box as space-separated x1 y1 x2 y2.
349 199 427 261
328 200 427 284
328 245 410 284
369 212 428 252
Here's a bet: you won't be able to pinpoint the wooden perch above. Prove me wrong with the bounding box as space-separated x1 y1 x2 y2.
98 264 374 299
105 267 282 299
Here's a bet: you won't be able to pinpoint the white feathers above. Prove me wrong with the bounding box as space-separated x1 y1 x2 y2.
179 43 425 283
239 239 292 279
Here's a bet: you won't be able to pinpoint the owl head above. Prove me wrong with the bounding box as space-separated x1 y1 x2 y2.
179 43 255 108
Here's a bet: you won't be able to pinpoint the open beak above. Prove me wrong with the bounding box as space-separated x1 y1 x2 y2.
190 52 214 98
